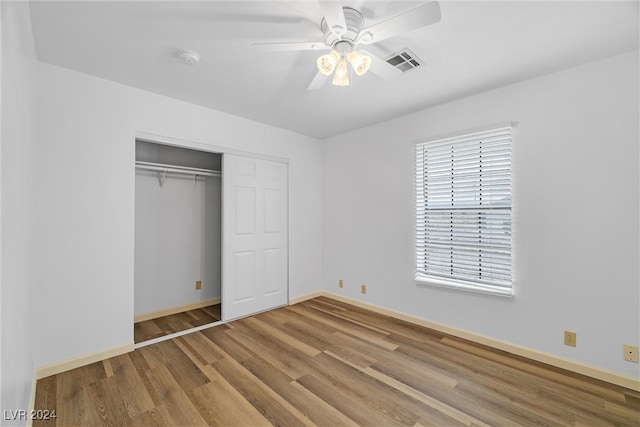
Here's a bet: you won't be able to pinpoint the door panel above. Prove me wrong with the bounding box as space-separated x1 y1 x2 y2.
223 154 288 321
264 189 282 233
234 187 256 234
234 250 256 302
263 248 283 295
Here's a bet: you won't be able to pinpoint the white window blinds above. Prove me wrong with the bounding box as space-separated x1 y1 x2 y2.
415 126 512 295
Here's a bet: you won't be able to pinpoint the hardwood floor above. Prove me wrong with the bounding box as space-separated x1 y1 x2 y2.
134 304 221 344
35 297 639 426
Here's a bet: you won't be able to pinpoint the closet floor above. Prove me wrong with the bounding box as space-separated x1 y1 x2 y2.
134 304 221 344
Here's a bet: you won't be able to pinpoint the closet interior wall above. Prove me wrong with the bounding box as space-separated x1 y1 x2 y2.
134 140 222 318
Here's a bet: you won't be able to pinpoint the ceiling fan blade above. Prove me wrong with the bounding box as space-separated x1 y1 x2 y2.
360 50 402 82
308 71 329 90
318 0 347 36
251 41 327 52
359 1 441 44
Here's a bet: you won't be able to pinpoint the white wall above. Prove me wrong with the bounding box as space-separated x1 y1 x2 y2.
135 172 221 315
323 50 639 378
1 1 37 422
35 62 323 368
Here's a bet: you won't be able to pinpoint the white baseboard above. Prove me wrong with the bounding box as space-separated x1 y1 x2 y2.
293 291 640 392
35 342 134 380
289 291 324 305
134 297 221 323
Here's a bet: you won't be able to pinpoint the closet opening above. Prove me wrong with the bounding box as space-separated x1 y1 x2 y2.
134 139 222 345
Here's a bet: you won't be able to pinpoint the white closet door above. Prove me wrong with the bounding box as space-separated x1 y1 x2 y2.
222 154 288 321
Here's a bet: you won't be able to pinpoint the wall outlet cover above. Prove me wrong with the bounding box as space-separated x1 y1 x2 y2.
564 331 576 347
623 345 639 363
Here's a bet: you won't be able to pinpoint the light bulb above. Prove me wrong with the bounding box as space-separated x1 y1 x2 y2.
332 59 349 86
317 50 340 76
347 51 371 76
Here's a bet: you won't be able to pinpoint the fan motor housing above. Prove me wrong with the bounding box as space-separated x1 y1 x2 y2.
321 7 364 48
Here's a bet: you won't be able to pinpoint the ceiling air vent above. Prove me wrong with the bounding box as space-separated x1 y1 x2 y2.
386 49 422 72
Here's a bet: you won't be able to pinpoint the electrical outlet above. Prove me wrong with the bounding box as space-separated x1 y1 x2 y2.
623 345 639 363
338 279 343 288
564 331 576 347
195 280 202 290
361 284 367 294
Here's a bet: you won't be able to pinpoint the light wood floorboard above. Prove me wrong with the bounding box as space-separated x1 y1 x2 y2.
35 297 640 426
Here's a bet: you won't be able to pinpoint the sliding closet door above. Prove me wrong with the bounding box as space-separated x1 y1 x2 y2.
222 154 288 321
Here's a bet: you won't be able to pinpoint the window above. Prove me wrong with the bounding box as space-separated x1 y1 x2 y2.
415 126 512 296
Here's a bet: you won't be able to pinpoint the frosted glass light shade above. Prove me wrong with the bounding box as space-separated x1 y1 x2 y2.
317 50 340 76
347 51 371 76
332 59 349 86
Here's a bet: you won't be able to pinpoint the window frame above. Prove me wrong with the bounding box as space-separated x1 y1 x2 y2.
414 125 514 297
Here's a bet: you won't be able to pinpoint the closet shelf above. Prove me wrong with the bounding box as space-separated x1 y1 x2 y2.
135 161 221 187
136 161 221 176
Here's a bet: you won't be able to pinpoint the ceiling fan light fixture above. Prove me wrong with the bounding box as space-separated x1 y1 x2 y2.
317 50 340 76
332 59 349 86
347 51 371 76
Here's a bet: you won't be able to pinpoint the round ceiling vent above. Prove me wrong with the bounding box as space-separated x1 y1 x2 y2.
178 49 200 65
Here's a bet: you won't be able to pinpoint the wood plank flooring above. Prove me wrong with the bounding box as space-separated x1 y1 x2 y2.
35 297 640 426
134 304 221 344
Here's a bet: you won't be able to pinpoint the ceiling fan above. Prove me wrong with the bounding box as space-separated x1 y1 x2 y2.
251 1 441 90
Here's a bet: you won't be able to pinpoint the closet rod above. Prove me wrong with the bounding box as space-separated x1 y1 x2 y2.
135 161 221 177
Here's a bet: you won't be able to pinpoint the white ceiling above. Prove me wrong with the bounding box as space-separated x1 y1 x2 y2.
29 1 639 139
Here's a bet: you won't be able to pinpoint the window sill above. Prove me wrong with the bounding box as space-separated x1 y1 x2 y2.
415 275 513 298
